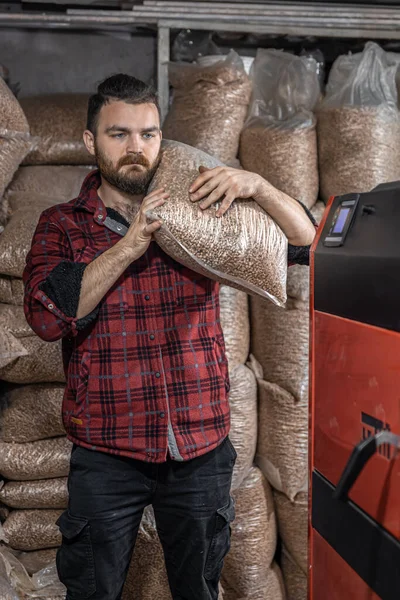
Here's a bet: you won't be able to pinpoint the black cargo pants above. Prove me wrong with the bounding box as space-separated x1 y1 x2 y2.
56 437 236 600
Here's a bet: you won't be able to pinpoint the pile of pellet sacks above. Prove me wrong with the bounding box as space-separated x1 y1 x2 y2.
1 39 400 599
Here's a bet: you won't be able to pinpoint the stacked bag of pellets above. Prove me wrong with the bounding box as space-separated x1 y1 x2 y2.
317 41 400 201
0 166 92 306
0 78 33 227
0 383 70 556
251 202 325 600
147 140 289 305
240 49 320 209
163 51 252 165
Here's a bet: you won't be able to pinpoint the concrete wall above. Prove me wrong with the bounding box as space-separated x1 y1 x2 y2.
0 28 156 98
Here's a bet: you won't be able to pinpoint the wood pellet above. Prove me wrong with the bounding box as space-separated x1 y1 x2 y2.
229 364 257 491
318 106 400 201
20 94 95 165
0 136 32 202
163 54 252 165
2 509 63 551
149 141 288 305
0 277 24 306
240 124 319 209
0 478 68 510
6 165 93 201
0 383 65 443
0 437 72 481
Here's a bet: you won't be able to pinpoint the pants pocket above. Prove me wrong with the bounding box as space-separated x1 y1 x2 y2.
56 511 96 599
204 496 235 582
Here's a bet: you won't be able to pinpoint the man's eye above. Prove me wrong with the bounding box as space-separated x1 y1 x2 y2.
112 133 125 139
142 133 154 140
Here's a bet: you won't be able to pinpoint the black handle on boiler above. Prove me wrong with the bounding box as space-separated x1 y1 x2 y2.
333 431 400 502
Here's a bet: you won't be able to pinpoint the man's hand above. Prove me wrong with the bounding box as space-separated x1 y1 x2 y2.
123 187 169 259
189 166 265 218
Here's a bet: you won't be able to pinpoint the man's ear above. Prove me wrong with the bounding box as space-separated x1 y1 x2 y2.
83 130 96 156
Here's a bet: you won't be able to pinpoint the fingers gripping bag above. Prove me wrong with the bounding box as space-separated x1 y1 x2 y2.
147 140 288 306
240 49 320 208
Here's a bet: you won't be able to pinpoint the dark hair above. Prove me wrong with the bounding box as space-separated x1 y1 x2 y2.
87 73 160 134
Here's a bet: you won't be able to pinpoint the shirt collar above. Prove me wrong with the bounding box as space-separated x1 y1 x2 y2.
74 169 106 223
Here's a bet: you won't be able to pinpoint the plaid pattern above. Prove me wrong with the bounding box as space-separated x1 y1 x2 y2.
23 170 230 462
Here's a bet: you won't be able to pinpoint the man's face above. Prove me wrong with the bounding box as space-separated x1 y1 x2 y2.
88 101 162 195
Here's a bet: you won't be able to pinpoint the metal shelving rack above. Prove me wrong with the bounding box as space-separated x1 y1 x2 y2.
2 0 400 116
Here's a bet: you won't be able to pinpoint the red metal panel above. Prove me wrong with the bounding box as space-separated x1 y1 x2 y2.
312 311 400 539
310 530 380 600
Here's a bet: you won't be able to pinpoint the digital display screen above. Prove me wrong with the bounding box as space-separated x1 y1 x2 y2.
333 207 350 234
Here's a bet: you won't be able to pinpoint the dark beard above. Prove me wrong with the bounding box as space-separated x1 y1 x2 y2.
95 145 161 195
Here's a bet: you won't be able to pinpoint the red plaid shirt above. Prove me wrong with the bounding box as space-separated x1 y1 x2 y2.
23 170 231 462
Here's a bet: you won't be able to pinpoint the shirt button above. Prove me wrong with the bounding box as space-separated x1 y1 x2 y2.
48 304 54 310
150 334 155 340
145 295 150 301
160 412 165 418
98 214 103 220
155 372 161 378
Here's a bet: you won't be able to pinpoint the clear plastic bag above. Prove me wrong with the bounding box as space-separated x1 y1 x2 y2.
163 51 252 164
240 49 320 208
282 547 307 600
318 41 400 200
274 491 308 574
221 467 278 599
2 510 62 552
148 141 288 306
229 364 257 490
219 285 250 366
0 437 72 481
0 545 65 598
21 94 95 166
0 478 68 510
0 383 65 443
0 305 64 384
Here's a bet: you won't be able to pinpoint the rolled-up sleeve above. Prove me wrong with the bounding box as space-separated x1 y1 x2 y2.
23 211 98 342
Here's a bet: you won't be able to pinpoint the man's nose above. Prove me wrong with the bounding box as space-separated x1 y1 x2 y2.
126 135 143 154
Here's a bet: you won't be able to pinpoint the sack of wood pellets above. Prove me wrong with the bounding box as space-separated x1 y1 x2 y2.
229 364 257 490
318 41 400 201
250 297 309 404
0 437 72 481
286 202 325 302
2 509 62 551
256 377 308 501
0 78 32 201
148 141 288 305
0 305 64 384
240 49 320 208
163 51 252 164
274 491 308 574
20 94 95 165
282 547 307 600
6 165 93 205
15 548 58 576
123 507 171 600
221 467 277 599
0 193 59 278
0 383 65 443
219 286 250 366
0 479 68 510
0 277 24 305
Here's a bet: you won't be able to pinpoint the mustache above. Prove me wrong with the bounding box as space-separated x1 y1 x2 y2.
118 154 150 168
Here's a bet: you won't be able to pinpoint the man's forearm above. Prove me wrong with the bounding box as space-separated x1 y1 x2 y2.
76 239 137 319
254 181 316 246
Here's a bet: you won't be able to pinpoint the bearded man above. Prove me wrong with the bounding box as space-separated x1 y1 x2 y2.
23 74 316 600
